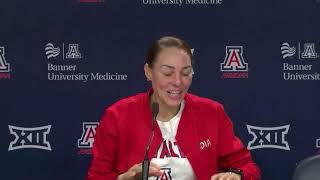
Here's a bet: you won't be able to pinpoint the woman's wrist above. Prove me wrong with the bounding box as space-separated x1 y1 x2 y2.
226 168 243 179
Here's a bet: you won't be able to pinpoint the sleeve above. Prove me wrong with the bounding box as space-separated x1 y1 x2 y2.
87 108 120 180
216 104 261 180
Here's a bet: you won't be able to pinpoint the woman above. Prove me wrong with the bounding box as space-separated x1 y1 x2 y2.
87 36 261 180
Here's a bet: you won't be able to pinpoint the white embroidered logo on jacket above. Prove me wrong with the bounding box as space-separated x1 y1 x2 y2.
200 139 211 150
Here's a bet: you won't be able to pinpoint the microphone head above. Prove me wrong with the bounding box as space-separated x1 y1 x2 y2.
151 102 159 114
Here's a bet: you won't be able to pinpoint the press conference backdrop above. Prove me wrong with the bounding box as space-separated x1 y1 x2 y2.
1 0 320 179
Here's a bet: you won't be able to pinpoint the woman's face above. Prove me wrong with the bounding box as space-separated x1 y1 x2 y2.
145 47 193 109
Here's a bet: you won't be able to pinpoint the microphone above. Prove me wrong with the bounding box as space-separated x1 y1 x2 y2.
142 102 159 180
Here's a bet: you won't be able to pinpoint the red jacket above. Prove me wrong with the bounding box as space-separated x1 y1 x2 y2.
87 90 261 180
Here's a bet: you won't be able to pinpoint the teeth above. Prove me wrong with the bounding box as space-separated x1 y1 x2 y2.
168 90 181 94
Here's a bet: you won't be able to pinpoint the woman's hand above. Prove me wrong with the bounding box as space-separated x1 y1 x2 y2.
117 162 163 180
211 172 241 180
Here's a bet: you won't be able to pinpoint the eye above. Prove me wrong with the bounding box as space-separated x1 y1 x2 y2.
161 68 174 77
181 68 193 76
163 72 173 77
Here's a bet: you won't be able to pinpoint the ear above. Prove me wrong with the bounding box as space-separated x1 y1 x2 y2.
144 63 152 81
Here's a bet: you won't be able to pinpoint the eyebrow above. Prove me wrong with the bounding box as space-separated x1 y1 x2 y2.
160 65 192 70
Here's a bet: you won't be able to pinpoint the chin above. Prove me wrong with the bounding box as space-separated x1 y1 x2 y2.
166 100 183 107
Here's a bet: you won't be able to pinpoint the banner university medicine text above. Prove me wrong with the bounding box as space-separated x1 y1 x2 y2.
142 0 222 6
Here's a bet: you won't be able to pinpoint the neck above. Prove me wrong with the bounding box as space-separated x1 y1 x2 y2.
158 104 180 122
150 94 181 122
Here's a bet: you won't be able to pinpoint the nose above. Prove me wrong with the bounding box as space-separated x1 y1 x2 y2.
173 73 182 86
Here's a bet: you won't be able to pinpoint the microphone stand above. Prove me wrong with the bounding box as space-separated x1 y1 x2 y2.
142 103 158 180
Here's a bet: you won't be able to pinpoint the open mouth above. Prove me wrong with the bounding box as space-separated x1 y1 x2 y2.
167 90 182 95
167 90 183 99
